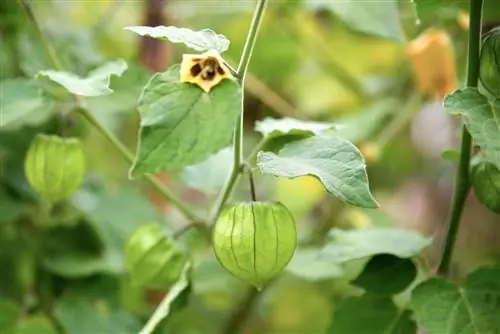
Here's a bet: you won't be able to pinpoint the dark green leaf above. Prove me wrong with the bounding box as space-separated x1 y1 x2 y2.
54 276 142 334
0 78 54 129
322 228 432 263
286 248 343 281
130 65 242 175
329 294 417 334
411 266 500 334
124 26 230 53
37 60 127 97
352 254 417 295
444 88 500 168
257 134 378 208
16 316 57 334
308 0 405 41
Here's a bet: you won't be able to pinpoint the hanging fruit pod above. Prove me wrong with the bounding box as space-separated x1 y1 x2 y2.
24 134 85 203
479 27 500 97
125 223 189 289
212 201 297 290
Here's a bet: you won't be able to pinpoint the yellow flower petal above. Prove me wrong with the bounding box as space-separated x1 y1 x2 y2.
179 50 234 93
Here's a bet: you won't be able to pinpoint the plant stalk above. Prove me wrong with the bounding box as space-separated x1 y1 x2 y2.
22 2 201 223
437 0 483 276
210 0 268 222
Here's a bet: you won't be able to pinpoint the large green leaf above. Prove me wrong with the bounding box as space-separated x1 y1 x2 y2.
124 26 230 53
322 228 432 263
352 254 417 295
329 294 417 334
307 0 405 42
130 65 242 176
0 78 54 129
37 60 127 97
411 266 500 334
0 299 19 333
257 134 378 208
54 276 142 334
444 88 500 168
286 248 344 281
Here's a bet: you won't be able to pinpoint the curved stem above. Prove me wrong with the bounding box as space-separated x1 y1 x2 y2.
437 0 483 276
243 162 257 202
210 0 268 222
22 4 201 224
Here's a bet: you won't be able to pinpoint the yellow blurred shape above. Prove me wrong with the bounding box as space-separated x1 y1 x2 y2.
406 28 457 99
342 208 372 229
359 141 381 164
276 176 326 219
180 50 234 93
457 11 470 30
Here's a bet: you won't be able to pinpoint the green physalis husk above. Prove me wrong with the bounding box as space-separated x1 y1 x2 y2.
212 201 297 290
472 158 500 214
125 223 188 289
479 27 500 97
24 134 85 203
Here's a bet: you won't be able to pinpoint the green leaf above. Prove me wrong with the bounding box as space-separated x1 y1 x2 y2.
441 148 460 162
257 134 378 208
286 248 343 281
124 26 230 53
139 264 191 334
16 316 57 334
411 266 500 334
181 146 232 194
0 299 19 333
130 64 242 175
352 254 417 295
322 228 432 263
0 78 54 129
444 88 500 168
255 117 336 153
413 0 457 19
329 294 417 334
37 59 127 97
54 276 142 334
308 0 405 42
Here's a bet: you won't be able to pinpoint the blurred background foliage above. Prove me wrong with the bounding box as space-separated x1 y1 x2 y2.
1 0 500 333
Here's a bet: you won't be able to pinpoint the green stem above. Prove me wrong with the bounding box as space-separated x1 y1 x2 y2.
22 4 201 224
437 0 483 276
243 163 257 202
210 0 268 222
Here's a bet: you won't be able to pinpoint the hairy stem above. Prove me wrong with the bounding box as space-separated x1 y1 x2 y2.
22 2 201 223
437 0 483 276
210 0 268 222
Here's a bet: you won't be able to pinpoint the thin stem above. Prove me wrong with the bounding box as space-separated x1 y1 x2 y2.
19 0 64 71
22 3 201 224
437 0 483 276
210 0 268 222
243 163 257 202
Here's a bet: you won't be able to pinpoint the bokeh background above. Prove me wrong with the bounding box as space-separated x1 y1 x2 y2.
1 0 500 333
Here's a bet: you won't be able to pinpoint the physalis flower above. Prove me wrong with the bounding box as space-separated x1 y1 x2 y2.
179 50 235 93
406 28 457 99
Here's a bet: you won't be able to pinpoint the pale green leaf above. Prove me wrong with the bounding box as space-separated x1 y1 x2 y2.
444 88 500 168
308 0 405 42
181 146 232 194
286 248 343 281
0 79 54 129
322 228 432 263
139 264 191 334
329 294 417 334
36 59 127 97
352 254 417 295
130 65 242 175
257 134 378 208
124 26 230 53
413 0 457 19
411 266 500 334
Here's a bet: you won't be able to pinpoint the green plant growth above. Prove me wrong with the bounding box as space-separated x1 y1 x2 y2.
1 0 500 333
